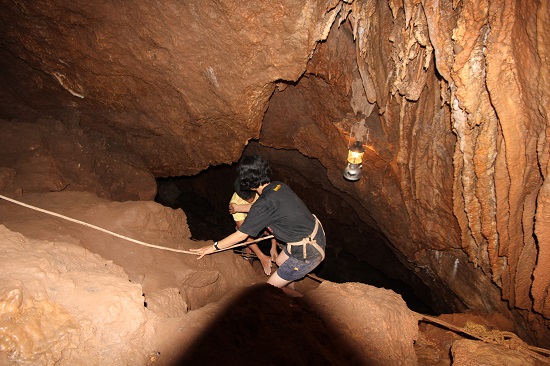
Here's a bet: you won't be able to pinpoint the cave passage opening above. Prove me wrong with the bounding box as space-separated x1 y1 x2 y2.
155 147 440 316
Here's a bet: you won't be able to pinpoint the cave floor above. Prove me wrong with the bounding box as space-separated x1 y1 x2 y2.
0 191 543 365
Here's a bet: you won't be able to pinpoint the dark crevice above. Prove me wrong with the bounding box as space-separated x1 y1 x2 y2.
155 160 440 316
155 143 442 315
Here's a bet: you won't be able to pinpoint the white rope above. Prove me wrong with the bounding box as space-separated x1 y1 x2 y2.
0 194 273 255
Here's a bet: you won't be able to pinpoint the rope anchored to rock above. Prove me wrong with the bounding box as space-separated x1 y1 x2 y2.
0 194 272 254
413 312 550 364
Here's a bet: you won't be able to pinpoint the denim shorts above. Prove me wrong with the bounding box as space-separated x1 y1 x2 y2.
276 254 323 281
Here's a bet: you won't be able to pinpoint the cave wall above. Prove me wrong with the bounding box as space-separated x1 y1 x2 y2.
0 118 157 201
0 0 549 343
0 0 339 175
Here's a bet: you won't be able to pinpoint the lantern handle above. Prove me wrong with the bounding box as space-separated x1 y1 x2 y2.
348 121 359 149
348 120 370 149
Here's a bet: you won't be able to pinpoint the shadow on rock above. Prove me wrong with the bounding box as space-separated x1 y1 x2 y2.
172 283 369 366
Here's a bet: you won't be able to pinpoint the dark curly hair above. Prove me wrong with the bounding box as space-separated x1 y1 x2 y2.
233 177 255 201
237 155 272 190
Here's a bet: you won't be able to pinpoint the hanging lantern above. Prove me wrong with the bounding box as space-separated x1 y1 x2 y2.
343 141 365 181
343 120 369 181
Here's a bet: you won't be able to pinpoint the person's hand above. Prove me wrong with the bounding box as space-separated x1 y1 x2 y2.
259 254 272 276
190 244 216 259
228 203 237 214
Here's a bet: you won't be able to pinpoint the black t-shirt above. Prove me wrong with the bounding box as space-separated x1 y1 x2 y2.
239 181 316 243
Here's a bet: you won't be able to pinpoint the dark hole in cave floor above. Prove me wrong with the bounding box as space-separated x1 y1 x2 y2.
155 166 438 316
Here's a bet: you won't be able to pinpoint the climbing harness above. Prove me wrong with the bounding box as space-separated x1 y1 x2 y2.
286 214 325 261
0 194 272 254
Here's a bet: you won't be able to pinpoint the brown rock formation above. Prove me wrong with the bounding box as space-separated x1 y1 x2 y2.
0 193 418 365
0 0 549 349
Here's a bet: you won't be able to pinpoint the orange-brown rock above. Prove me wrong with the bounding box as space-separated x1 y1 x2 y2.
0 0 549 350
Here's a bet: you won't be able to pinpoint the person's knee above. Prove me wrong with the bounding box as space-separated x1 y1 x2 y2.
267 271 290 288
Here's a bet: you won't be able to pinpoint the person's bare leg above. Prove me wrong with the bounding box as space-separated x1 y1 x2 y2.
275 250 289 267
242 236 257 259
269 238 278 262
268 272 302 297
235 221 254 259
244 244 253 258
248 243 272 275
267 270 291 288
268 252 303 297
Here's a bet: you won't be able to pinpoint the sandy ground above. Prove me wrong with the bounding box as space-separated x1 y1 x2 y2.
0 191 544 365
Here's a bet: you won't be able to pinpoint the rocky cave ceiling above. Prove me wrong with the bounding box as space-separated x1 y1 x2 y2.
0 0 549 345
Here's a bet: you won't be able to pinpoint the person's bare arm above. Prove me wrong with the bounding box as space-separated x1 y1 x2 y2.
190 230 248 259
229 203 252 214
